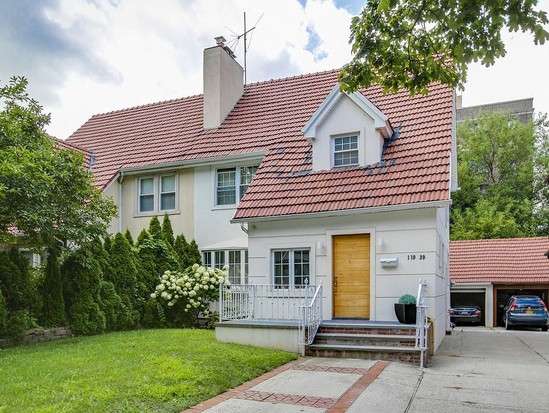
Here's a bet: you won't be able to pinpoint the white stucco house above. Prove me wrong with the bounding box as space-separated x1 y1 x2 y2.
67 41 457 354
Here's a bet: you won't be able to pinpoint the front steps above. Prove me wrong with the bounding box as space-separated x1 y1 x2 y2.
306 321 429 365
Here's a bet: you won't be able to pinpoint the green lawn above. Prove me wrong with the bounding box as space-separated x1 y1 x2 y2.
0 329 298 413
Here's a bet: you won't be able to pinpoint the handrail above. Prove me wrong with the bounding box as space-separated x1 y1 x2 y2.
299 284 323 355
415 279 429 368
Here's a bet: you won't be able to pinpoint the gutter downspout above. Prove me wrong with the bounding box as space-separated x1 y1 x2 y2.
118 171 125 233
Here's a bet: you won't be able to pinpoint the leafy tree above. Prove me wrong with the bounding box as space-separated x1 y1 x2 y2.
451 112 549 239
0 76 116 249
339 0 548 94
42 247 66 327
161 213 175 246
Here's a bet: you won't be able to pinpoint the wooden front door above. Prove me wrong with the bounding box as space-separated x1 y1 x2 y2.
333 234 371 318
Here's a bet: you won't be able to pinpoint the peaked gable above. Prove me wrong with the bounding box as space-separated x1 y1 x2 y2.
302 83 392 140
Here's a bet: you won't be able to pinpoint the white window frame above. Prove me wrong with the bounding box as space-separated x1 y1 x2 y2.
333 135 359 167
137 173 178 215
138 176 155 213
271 248 311 287
215 165 258 206
159 174 177 212
201 249 248 284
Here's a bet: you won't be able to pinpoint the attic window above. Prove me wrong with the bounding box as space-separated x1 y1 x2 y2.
333 135 358 167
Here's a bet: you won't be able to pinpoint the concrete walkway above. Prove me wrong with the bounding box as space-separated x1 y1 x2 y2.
183 327 549 413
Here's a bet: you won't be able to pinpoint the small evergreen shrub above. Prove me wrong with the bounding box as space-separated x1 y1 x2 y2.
161 213 175 246
42 247 66 327
398 294 416 305
5 309 32 340
0 287 7 337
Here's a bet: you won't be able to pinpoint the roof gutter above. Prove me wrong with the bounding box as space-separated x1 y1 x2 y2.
118 151 267 175
231 199 452 224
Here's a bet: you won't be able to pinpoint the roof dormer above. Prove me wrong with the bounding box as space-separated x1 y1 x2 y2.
302 84 392 172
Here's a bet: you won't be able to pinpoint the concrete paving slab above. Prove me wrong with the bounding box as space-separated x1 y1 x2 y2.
299 357 377 369
415 372 549 411
407 398 541 413
346 367 421 413
202 398 325 413
250 369 360 398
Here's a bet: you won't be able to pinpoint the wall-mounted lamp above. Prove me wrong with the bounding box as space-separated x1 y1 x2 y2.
316 241 326 255
377 237 384 247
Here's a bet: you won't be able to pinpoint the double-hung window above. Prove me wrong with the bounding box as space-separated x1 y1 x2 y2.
138 174 177 214
272 249 310 287
202 250 248 284
216 165 258 206
333 135 359 167
139 177 155 213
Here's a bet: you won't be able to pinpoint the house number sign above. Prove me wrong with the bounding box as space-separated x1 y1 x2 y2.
407 254 426 260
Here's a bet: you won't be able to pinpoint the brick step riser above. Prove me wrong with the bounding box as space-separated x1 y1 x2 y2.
314 338 416 347
305 348 422 365
317 328 415 337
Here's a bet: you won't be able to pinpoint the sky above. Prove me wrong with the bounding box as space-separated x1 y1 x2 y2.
1 0 548 140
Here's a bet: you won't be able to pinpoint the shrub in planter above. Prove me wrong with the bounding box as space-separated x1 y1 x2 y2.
395 293 417 324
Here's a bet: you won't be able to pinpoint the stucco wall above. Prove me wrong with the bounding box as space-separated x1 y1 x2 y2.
106 169 194 240
247 206 449 350
312 95 384 171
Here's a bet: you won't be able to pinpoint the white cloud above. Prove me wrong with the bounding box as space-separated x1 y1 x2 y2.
1 0 547 140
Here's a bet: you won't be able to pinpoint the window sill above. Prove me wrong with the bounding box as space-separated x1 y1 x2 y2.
134 210 181 218
211 204 238 211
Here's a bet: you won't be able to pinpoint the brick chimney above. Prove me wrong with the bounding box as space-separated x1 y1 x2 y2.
203 37 244 129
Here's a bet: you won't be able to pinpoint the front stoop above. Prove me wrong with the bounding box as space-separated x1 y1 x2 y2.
306 321 430 365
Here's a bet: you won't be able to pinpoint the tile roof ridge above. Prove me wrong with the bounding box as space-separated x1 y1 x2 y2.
451 236 549 244
90 93 203 118
244 68 341 88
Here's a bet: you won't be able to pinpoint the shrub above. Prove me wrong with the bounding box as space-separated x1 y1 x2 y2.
42 247 66 327
0 248 33 312
124 229 134 246
69 296 106 336
62 248 106 335
161 213 175 246
151 265 228 326
5 309 32 340
398 294 416 305
0 287 7 337
148 216 162 240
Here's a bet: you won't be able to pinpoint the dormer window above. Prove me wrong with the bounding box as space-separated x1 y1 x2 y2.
333 135 359 167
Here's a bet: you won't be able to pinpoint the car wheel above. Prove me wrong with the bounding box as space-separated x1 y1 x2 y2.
542 325 548 332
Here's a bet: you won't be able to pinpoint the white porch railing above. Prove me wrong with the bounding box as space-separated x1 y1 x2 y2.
415 279 429 368
299 284 323 352
219 284 319 322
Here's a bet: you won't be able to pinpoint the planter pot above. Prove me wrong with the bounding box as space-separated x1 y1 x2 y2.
394 303 416 324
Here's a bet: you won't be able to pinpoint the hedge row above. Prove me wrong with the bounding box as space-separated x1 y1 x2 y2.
0 214 201 339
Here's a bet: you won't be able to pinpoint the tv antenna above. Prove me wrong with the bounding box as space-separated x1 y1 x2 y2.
225 12 264 84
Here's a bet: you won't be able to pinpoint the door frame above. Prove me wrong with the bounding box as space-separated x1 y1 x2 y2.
326 228 376 320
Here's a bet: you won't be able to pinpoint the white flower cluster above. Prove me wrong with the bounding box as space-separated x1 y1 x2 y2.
151 264 229 312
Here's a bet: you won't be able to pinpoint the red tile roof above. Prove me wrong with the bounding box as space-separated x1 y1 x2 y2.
67 69 453 219
450 238 549 284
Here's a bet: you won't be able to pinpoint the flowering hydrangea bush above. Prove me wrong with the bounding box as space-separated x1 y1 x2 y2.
151 264 229 322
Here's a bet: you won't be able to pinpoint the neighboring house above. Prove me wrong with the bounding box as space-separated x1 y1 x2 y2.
450 237 549 327
456 96 534 124
67 42 457 351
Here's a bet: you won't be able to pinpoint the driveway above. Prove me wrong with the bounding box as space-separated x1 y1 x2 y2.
357 326 549 413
